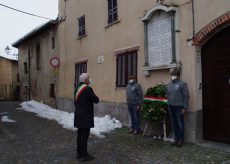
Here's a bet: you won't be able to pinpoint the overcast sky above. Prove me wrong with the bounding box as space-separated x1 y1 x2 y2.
0 0 58 55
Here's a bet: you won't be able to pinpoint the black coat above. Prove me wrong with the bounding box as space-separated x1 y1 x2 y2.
74 85 99 128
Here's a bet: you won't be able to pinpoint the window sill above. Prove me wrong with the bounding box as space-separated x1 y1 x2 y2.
77 34 87 40
143 65 170 71
142 62 181 76
105 20 121 28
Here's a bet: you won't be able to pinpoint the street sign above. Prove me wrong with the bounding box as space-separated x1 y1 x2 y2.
50 57 60 68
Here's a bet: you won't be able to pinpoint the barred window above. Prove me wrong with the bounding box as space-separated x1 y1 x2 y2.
75 62 87 87
108 0 118 24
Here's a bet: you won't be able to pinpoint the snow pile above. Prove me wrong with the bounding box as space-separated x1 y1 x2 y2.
1 116 16 123
92 115 122 138
19 100 122 137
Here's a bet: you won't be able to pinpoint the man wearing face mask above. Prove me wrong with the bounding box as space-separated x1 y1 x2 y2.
167 68 189 147
126 75 143 135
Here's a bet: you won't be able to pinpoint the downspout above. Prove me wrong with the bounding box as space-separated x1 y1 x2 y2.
28 45 31 100
143 20 149 67
171 11 176 63
192 0 195 37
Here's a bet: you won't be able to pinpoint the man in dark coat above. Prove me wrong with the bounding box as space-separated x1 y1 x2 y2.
167 68 189 147
74 73 99 161
126 75 143 135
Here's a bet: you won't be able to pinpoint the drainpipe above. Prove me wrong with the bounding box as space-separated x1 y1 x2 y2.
171 11 176 63
28 45 31 100
192 0 195 37
143 20 149 67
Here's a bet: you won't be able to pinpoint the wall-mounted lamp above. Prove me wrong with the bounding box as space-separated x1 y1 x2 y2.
5 46 11 55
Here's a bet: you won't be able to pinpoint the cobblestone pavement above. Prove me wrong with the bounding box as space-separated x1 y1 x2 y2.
0 102 230 164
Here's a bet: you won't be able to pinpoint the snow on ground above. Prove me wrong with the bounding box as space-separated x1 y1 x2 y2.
1 116 16 123
19 100 122 138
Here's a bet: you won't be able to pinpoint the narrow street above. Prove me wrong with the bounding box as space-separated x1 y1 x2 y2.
0 102 230 164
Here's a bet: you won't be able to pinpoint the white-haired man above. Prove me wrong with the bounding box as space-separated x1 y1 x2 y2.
74 73 99 161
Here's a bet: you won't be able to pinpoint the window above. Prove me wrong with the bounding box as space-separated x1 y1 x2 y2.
24 62 28 74
50 84 55 98
23 86 29 95
36 43 41 70
51 37 55 49
17 73 20 82
107 0 118 24
75 62 87 87
78 15 86 37
116 51 137 87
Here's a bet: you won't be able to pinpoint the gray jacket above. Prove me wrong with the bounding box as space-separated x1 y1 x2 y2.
126 82 143 106
167 79 189 109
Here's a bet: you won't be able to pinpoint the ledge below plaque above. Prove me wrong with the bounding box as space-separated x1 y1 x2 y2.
142 62 181 76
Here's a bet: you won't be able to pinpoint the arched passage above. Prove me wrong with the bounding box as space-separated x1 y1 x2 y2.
193 11 230 46
201 25 230 144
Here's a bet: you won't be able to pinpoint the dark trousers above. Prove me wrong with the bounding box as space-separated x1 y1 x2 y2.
168 105 184 142
77 128 90 157
128 104 140 131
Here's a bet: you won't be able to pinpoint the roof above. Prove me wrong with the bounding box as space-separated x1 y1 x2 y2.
12 19 58 48
0 54 18 61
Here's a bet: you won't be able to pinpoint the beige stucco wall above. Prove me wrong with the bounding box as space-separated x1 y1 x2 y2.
0 57 19 99
0 57 13 85
57 0 230 113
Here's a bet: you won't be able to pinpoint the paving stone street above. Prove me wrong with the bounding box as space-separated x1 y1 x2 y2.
0 102 230 164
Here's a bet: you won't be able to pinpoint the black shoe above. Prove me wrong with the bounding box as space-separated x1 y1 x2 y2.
76 154 81 159
127 129 134 134
133 130 142 135
176 141 184 147
171 140 178 146
80 154 95 161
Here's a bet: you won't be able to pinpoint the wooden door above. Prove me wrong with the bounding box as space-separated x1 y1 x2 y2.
201 26 230 144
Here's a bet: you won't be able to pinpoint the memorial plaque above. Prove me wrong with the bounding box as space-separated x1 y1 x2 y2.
147 12 172 67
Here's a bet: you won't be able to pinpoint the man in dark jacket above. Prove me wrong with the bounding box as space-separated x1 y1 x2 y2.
74 73 99 161
126 76 143 135
167 68 189 147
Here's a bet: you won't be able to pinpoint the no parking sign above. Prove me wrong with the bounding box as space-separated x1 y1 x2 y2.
50 57 60 68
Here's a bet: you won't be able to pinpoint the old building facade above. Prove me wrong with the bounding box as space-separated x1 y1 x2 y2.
0 55 19 100
56 0 230 144
13 20 60 107
12 0 230 144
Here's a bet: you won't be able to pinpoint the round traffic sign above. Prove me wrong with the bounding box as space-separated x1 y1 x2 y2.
50 57 60 67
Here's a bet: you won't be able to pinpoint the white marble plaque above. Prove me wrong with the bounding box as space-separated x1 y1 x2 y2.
147 12 172 67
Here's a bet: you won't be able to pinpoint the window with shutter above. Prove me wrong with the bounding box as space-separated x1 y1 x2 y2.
78 15 86 37
116 51 137 87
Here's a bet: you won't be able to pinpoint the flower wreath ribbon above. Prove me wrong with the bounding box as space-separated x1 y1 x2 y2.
144 96 168 104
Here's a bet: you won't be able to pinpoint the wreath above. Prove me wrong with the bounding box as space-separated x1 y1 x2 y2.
141 83 168 122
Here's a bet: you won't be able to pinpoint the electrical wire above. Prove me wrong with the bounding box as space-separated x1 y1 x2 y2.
0 3 54 20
